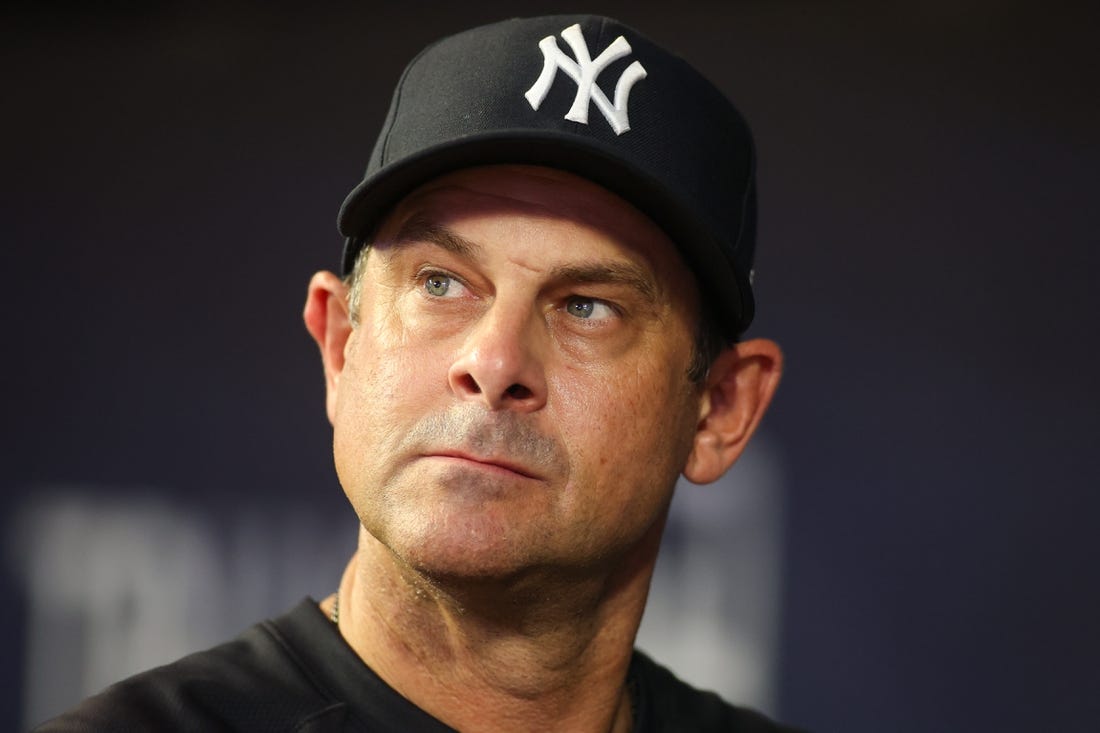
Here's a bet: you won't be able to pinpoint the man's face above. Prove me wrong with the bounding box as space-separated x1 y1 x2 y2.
329 165 706 580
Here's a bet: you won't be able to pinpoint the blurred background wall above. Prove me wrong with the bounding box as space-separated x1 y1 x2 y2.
3 1 1098 731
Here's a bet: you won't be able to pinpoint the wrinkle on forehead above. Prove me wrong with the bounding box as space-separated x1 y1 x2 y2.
389 165 666 250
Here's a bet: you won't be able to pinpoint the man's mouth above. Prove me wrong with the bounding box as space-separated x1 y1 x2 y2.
423 451 542 480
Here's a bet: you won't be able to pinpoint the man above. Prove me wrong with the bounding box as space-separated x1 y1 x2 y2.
38 15 792 732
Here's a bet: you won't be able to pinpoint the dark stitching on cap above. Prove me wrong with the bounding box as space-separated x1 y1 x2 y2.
380 40 440 167
732 137 758 331
733 137 755 256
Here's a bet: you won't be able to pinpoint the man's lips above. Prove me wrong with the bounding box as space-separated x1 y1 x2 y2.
422 451 542 480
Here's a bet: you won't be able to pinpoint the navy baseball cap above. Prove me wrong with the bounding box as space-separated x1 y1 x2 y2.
338 15 758 337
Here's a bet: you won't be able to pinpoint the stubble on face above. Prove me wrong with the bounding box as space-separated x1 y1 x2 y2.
332 165 705 586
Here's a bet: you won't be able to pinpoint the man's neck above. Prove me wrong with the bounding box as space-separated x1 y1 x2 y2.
328 522 664 733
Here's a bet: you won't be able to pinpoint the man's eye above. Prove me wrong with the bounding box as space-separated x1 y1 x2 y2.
565 297 615 320
422 273 462 297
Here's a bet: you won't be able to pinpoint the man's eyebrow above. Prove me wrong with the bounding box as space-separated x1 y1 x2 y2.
549 261 659 304
389 213 658 303
390 213 481 258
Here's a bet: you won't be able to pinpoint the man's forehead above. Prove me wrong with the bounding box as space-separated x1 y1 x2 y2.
376 165 679 257
363 167 704 318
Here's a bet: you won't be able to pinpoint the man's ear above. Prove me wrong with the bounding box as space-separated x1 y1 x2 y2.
682 338 783 484
303 271 352 424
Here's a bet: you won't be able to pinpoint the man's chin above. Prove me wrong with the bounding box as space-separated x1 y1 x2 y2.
395 551 552 598
373 518 542 583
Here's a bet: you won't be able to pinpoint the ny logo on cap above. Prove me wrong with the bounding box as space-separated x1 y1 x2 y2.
524 23 647 136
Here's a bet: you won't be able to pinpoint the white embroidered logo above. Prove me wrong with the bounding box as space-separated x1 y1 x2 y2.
524 23 647 136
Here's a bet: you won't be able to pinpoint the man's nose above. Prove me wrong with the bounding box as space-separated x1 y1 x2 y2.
447 305 548 412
